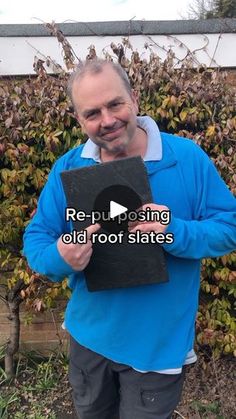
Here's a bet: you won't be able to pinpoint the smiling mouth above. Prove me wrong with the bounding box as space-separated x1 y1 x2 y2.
101 125 125 140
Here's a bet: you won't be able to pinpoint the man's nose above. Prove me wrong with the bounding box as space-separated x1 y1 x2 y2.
100 109 116 128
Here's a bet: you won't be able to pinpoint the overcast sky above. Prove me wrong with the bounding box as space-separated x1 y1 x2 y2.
0 0 191 23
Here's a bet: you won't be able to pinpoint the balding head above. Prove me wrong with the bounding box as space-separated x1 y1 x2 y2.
67 59 132 112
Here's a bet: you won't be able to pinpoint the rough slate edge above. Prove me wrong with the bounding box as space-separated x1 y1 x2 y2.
1 18 236 37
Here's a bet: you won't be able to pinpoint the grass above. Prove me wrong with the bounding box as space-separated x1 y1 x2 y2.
0 392 19 419
189 400 224 418
0 348 71 419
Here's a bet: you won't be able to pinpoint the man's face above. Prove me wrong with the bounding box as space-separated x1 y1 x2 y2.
72 65 139 155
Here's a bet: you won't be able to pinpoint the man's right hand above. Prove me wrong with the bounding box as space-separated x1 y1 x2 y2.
57 223 101 271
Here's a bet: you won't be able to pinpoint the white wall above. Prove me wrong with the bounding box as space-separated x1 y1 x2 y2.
1 32 235 76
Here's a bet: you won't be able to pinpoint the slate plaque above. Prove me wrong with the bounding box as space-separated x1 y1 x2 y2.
61 156 168 291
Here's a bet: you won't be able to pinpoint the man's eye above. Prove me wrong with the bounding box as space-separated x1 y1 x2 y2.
87 111 98 120
110 102 122 109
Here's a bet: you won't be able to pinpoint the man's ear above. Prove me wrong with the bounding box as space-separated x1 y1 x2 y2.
75 113 85 133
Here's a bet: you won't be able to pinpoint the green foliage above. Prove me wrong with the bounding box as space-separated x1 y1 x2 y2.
0 348 67 418
0 391 20 419
190 400 222 418
214 0 236 17
0 30 235 357
186 0 236 19
0 74 77 311
26 355 60 391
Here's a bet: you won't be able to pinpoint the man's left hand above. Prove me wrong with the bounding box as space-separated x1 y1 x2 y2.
128 203 170 234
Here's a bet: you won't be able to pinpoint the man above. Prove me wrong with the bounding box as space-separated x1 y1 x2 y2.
23 59 236 419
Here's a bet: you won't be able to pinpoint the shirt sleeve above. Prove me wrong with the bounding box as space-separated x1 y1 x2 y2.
23 159 77 281
163 148 236 259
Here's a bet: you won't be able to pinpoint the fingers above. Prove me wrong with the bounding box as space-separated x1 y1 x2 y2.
57 223 101 271
129 222 159 234
127 204 151 230
76 246 93 271
128 219 139 229
128 203 170 234
86 223 101 239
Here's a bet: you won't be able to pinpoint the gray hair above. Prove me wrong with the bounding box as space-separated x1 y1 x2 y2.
67 59 132 111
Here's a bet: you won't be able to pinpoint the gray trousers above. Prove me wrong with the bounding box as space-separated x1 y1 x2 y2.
69 335 185 419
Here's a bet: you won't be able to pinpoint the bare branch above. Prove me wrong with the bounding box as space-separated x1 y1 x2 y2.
26 41 63 73
0 294 7 305
209 34 222 67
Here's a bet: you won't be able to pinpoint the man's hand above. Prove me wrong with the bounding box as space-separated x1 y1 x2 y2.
57 223 101 271
128 203 170 234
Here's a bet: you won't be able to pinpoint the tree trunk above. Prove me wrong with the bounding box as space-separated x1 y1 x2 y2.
5 299 21 378
3 279 27 379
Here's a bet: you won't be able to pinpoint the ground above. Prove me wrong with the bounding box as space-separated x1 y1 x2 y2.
0 351 235 418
